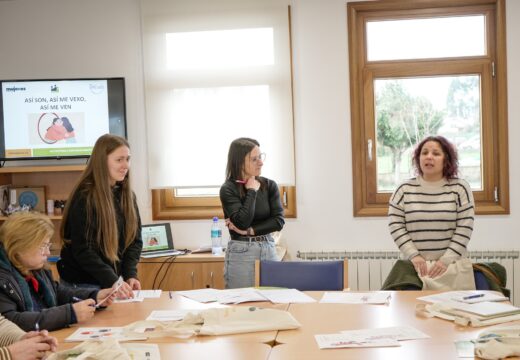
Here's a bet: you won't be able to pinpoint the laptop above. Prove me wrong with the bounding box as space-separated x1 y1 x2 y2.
140 223 184 258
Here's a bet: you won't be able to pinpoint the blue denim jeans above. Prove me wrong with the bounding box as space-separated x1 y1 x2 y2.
224 236 278 289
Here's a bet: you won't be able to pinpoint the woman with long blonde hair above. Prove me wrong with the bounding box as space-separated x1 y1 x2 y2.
58 134 142 297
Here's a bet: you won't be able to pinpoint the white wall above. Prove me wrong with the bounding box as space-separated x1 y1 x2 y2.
0 0 519 257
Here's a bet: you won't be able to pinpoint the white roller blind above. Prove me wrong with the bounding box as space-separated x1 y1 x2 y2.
141 0 295 188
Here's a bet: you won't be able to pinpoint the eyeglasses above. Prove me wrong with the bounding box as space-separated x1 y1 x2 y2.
250 153 266 163
39 243 52 254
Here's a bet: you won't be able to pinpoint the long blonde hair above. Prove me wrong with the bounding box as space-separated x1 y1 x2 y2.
0 212 54 275
60 134 138 262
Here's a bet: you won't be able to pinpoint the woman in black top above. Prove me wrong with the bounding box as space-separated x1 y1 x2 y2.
58 134 142 298
220 138 285 288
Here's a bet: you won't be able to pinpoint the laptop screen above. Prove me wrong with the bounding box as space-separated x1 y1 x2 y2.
141 223 174 253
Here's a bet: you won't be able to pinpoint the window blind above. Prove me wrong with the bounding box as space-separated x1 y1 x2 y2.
141 0 295 188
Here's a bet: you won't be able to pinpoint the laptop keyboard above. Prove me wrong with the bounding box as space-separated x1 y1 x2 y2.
141 249 184 258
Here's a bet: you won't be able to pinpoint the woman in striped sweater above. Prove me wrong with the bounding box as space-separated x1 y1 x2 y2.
388 135 474 279
0 314 57 360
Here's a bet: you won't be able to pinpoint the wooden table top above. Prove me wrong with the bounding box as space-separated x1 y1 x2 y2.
51 291 286 347
273 290 520 359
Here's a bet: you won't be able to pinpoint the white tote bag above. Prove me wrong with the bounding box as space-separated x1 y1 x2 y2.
122 306 301 339
420 258 476 291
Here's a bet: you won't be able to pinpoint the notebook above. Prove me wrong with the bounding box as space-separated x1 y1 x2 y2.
140 223 184 258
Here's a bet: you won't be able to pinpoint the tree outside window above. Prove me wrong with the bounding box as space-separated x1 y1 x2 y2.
348 0 509 216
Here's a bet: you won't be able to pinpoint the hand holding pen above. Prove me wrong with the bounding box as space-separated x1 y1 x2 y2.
71 298 96 322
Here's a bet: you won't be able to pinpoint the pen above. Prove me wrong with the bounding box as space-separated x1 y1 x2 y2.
72 296 96 307
35 322 39 332
169 291 172 299
463 293 485 300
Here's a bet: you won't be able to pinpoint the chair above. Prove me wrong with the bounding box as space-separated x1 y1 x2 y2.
254 259 348 291
474 270 491 290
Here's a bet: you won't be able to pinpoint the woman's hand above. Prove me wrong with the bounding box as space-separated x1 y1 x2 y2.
7 333 56 360
411 255 428 277
20 330 58 352
126 278 141 290
225 219 247 236
427 260 448 278
96 288 117 307
115 281 134 299
245 176 260 191
72 299 96 322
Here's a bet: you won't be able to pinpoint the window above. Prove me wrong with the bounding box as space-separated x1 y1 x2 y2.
348 0 509 216
151 186 296 220
141 0 296 219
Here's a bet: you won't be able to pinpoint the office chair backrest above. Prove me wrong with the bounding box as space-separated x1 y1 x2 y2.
255 259 348 291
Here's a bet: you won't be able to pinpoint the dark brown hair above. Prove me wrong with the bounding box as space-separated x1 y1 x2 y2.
412 135 458 179
225 137 266 196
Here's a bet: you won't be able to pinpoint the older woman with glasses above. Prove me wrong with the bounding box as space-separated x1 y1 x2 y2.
0 212 116 332
220 137 285 288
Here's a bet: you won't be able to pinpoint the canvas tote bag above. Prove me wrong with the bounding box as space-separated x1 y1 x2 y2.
420 258 476 291
122 306 301 339
46 339 131 360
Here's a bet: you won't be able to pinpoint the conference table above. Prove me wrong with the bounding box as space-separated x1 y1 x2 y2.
272 291 497 359
50 290 520 359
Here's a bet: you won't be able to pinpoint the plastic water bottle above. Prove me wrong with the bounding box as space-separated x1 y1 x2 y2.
211 216 223 255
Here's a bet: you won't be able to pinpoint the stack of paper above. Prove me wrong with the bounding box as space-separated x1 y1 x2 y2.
65 327 147 342
450 291 508 304
114 290 162 304
315 326 430 349
176 287 316 304
418 291 508 304
256 289 316 304
447 301 520 319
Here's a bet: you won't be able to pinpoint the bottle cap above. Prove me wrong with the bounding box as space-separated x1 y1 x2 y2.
213 216 218 221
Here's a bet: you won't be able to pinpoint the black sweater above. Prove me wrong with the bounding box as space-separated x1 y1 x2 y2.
58 186 142 288
219 177 284 239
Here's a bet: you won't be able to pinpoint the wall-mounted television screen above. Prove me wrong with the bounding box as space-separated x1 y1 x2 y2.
0 77 126 162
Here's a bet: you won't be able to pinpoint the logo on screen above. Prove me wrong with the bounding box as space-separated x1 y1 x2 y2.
5 86 26 93
89 83 105 94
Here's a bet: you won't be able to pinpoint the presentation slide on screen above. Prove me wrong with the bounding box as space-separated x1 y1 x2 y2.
1 80 110 158
142 226 170 251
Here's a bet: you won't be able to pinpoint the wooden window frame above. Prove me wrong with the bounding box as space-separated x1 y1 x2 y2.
152 186 297 220
348 0 509 216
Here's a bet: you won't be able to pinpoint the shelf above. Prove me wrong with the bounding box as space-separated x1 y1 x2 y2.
0 165 86 173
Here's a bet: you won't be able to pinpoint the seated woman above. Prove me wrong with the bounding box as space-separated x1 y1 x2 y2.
0 212 116 332
0 314 57 360
383 135 475 290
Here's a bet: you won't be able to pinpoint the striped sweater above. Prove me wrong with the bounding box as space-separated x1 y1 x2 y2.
388 177 474 265
0 315 25 360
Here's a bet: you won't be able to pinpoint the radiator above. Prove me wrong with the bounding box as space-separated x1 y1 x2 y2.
297 250 520 306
